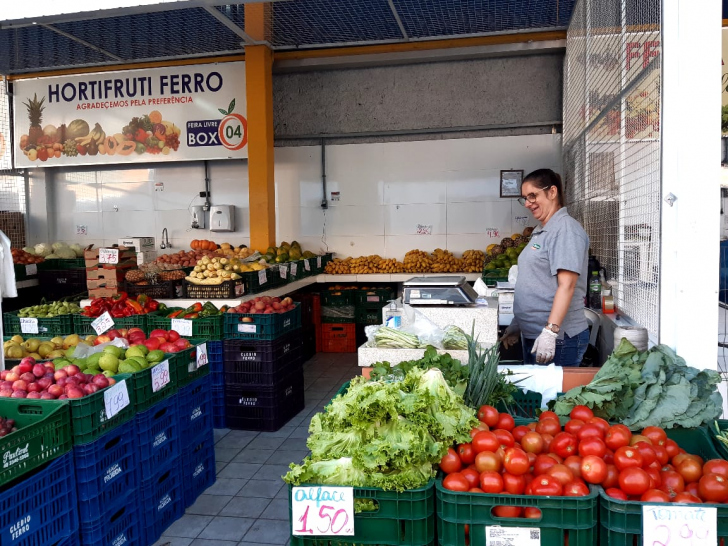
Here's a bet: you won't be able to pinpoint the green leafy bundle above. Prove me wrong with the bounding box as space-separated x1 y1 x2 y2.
283 368 478 492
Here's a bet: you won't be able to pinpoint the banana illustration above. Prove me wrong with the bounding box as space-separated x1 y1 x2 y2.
75 123 106 146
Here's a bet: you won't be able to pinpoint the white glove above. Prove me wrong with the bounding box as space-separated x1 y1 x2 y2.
499 322 521 350
531 328 558 363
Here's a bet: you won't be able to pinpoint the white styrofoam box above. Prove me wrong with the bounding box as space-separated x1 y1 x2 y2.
136 251 157 265
400 302 500 345
119 237 155 250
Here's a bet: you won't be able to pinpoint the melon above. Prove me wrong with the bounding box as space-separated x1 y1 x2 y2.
65 119 89 140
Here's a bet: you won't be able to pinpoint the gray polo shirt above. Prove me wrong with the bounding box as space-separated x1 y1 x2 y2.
513 207 589 339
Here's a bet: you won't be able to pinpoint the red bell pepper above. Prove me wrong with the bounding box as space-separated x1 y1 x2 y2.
167 309 184 319
112 292 128 302
145 300 159 312
125 300 143 315
183 312 199 319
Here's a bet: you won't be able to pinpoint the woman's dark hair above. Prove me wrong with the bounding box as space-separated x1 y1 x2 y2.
523 168 564 207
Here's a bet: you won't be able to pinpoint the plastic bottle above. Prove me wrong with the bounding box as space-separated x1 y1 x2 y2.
384 300 402 329
588 271 602 310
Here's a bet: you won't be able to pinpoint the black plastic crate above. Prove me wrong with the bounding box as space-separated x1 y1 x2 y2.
183 279 245 299
223 329 303 365
122 280 185 299
301 324 316 363
224 368 305 431
39 268 85 289
225 352 302 388
291 292 316 327
354 287 395 307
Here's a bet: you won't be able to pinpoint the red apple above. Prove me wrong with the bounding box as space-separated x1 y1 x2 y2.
173 339 190 350
144 338 161 351
127 327 145 337
0 389 12 397
56 378 67 388
40 392 55 399
83 384 99 395
92 375 109 389
64 365 80 377
66 387 84 399
18 361 32 374
117 328 128 339
149 329 168 340
11 366 20 374
37 377 52 390
47 384 63 397
11 390 26 398
167 330 180 343
32 364 46 378
20 357 36 368
12 380 27 391
26 391 41 399
27 382 41 393
94 334 112 345
20 372 34 383
0 371 7 381
58 394 68 400
5 372 19 382
160 343 177 353
54 370 68 380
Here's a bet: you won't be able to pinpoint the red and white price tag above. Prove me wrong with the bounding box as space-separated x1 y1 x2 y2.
171 319 193 337
196 343 208 369
290 262 298 276
486 229 500 239
99 248 119 264
291 487 354 536
104 380 130 419
258 269 267 285
304 260 311 272
151 360 171 392
279 264 288 279
25 264 37 276
20 318 38 334
91 311 114 335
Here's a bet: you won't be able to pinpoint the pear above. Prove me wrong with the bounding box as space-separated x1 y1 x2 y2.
103 345 123 359
99 354 119 373
48 349 65 359
23 338 41 353
63 334 81 349
50 336 64 349
38 343 55 358
6 345 23 359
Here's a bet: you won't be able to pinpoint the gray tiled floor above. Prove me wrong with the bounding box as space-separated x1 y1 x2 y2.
155 352 360 546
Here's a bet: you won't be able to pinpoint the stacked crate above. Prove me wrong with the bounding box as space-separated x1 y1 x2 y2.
84 246 137 299
38 260 87 300
320 288 357 353
223 304 304 431
207 340 227 428
291 291 319 362
354 286 394 347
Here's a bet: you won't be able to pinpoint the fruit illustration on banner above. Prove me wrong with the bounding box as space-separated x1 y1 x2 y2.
217 99 247 151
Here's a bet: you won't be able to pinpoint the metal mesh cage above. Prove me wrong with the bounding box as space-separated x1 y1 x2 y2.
0 77 28 248
562 0 661 338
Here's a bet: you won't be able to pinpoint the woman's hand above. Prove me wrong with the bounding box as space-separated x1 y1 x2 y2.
499 323 521 350
531 328 558 363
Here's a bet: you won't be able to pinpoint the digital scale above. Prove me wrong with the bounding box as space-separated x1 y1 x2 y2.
402 276 479 305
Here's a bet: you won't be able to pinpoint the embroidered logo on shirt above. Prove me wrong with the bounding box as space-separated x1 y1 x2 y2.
531 243 541 250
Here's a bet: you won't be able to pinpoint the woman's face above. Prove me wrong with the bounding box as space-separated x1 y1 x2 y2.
521 181 560 224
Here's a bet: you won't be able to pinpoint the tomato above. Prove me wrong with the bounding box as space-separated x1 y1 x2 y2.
664 439 680 459
472 431 500 453
475 451 502 473
443 472 470 491
603 449 615 465
439 448 462 474
523 507 542 519
547 453 563 464
526 422 537 431
534 454 559 476
479 471 504 494
503 447 530 476
602 464 619 489
605 487 628 500
640 489 671 503
588 417 610 435
652 444 669 466
578 437 607 458
536 418 561 436
492 505 523 518
502 472 526 495
613 446 643 471
645 466 662 489
512 425 530 443
564 419 585 436
541 433 554 452
461 467 480 489
570 405 594 421
564 456 583 479
495 413 515 432
658 470 685 497
564 481 590 496
580 455 608 484
605 424 632 451
642 426 667 447
546 464 575 486
686 482 700 497
629 434 652 446
633 441 657 468
699 473 728 503
576 424 604 441
477 405 500 427
619 467 651 496
531 475 563 496
550 432 578 459
704 459 728 479
526 451 537 468
520 431 544 454
539 410 559 421
677 458 703 484
456 443 476 465
468 487 484 493
672 492 702 504
494 429 515 449
470 423 489 438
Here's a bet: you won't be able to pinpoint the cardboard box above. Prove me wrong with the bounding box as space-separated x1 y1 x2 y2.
88 287 119 299
497 291 514 315
84 246 136 268
118 237 155 251
86 268 100 280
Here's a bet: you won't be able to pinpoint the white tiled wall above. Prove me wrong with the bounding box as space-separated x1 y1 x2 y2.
33 134 562 257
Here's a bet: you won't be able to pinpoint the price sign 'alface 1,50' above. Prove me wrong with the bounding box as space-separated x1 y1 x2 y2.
291 486 354 537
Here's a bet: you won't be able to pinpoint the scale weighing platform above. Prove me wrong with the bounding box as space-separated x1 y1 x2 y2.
402 276 479 305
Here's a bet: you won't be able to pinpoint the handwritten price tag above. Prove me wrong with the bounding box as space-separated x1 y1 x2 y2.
642 505 716 546
258 269 267 285
196 343 208 369
20 318 38 334
291 487 354 536
304 260 311 272
171 319 193 337
280 264 288 279
486 526 540 546
25 264 37 276
317 257 322 269
486 229 500 238
104 380 130 419
416 224 432 235
91 311 114 335
99 248 119 264
151 360 171 392
291 262 298 276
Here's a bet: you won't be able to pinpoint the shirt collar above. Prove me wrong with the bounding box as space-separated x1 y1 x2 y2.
533 207 568 234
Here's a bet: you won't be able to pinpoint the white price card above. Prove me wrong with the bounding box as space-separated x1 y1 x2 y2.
290 262 298 276
196 343 208 369
304 259 311 271
642 505 716 546
171 318 193 337
258 269 267 285
99 248 119 264
91 311 114 335
151 360 171 392
238 324 257 333
291 486 354 536
317 256 322 269
104 380 130 419
25 264 37 276
279 264 288 279
486 526 540 546
20 318 39 334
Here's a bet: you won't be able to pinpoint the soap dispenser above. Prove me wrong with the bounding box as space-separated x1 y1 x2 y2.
209 205 235 232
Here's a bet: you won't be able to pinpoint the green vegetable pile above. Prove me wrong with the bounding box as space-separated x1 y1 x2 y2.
283 368 478 492
442 326 469 350
553 339 723 430
373 327 420 348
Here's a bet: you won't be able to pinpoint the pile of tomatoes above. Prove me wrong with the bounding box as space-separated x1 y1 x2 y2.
440 404 728 507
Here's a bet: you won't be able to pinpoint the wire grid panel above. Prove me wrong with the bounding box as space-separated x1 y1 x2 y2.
562 0 661 338
0 77 27 248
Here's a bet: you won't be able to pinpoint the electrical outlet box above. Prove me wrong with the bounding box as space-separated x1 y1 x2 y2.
209 205 235 232
191 206 206 229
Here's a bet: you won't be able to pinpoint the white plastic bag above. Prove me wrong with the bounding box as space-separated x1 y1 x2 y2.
72 337 129 359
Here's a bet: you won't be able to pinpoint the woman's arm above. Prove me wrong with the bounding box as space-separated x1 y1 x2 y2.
548 269 579 328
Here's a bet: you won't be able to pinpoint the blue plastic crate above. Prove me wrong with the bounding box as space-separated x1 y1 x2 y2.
73 426 140 522
0 452 78 546
212 386 226 429
56 533 78 546
79 502 141 546
140 462 184 546
182 429 216 508
178 374 213 450
207 340 223 364
136 395 181 482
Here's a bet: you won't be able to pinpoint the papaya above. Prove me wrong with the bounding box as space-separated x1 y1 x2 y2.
116 140 135 156
105 136 117 156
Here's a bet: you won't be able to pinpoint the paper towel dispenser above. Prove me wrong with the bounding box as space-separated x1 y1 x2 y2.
209 205 235 232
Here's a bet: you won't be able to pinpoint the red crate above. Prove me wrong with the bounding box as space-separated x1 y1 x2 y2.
321 323 357 353
315 323 322 353
312 294 321 325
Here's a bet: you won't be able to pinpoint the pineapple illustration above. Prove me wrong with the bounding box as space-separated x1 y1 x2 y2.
23 93 45 147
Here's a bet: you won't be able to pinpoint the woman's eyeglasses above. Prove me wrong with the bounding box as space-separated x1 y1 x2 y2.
517 186 552 207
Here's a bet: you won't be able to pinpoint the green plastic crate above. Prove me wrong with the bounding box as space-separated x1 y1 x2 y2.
322 305 356 324
240 266 285 295
3 311 77 337
355 307 382 325
223 304 302 341
321 290 355 306
73 313 149 337
13 263 39 281
38 258 85 271
436 480 599 546
709 419 728 460
168 339 211 387
355 288 395 308
599 426 726 546
482 269 509 287
286 260 307 281
148 314 223 340
130 356 179 412
496 389 543 419
289 479 435 546
0 400 72 487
